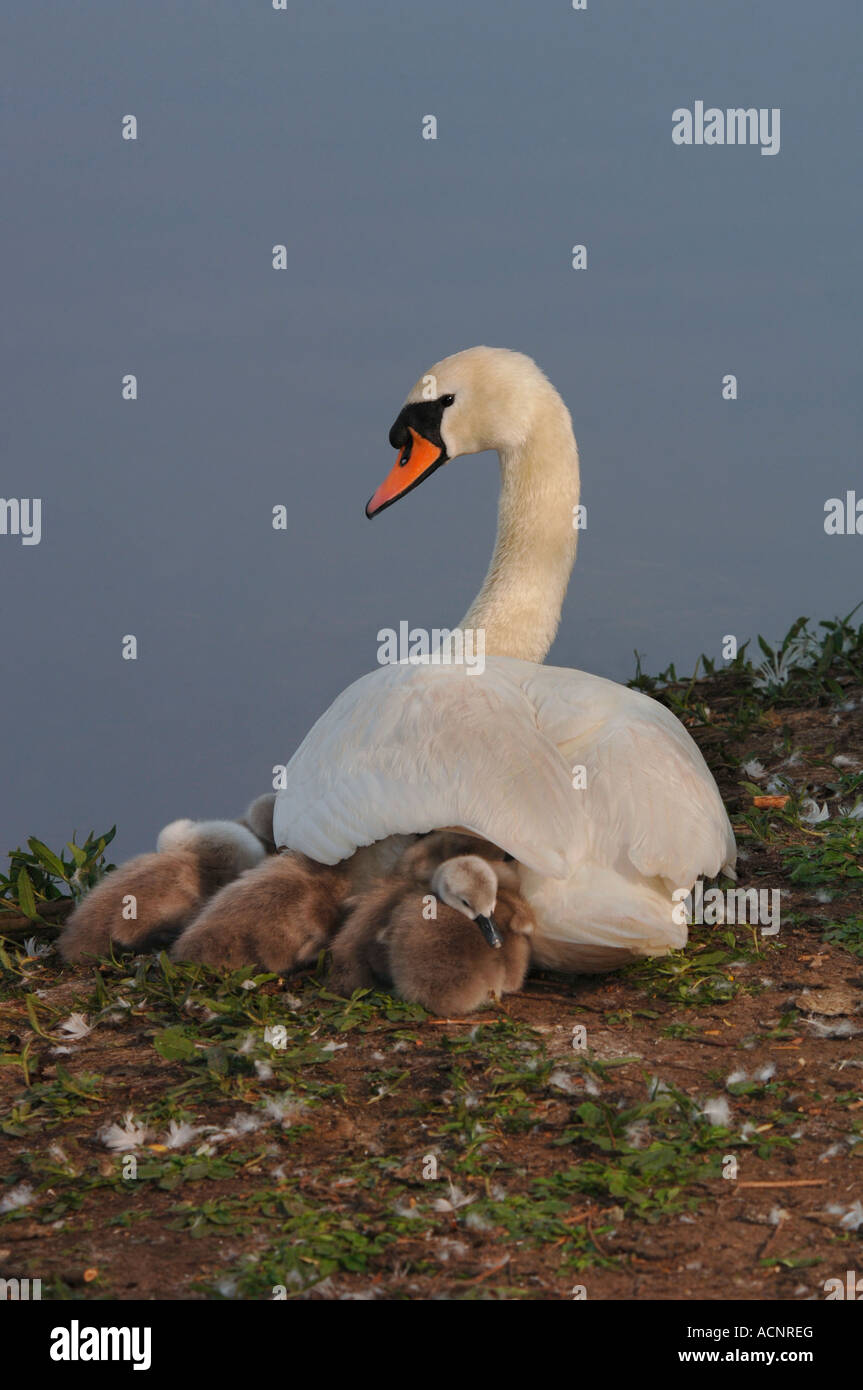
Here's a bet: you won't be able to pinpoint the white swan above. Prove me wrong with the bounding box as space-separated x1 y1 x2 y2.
274 347 736 971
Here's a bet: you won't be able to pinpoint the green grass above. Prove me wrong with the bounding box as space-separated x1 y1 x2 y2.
630 605 863 712
822 918 863 956
0 827 115 922
782 823 863 887
623 930 778 1008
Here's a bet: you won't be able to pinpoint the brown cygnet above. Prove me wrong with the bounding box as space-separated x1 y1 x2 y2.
58 798 276 963
330 844 534 1015
171 851 350 972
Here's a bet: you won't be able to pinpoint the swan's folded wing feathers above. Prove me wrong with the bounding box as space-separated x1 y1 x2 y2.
518 661 736 887
276 655 735 892
274 663 583 877
584 722 728 885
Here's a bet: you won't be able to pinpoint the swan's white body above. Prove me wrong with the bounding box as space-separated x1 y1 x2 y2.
274 347 736 971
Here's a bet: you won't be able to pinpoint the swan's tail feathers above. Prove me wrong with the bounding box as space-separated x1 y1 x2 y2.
529 939 645 974
522 863 689 973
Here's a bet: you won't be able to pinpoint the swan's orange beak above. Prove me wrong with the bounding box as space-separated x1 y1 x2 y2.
365 428 444 518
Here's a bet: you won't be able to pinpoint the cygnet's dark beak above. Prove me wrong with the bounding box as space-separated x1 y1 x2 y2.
475 914 502 949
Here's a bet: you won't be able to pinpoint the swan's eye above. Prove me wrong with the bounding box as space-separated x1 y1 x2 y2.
441 394 455 407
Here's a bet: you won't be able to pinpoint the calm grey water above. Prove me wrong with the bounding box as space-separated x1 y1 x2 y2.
2 0 860 860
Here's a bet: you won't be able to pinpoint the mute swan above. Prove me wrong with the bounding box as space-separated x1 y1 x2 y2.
58 796 276 962
171 851 350 971
274 347 736 972
330 851 535 1015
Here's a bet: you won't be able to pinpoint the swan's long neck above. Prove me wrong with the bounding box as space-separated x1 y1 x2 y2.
459 389 580 664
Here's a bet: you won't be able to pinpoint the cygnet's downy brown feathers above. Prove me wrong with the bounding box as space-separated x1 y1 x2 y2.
58 807 269 963
238 793 278 854
397 830 518 887
171 852 350 973
330 840 535 1015
329 832 506 995
388 878 535 1016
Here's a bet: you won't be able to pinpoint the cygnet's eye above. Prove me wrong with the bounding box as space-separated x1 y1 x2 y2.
441 394 455 407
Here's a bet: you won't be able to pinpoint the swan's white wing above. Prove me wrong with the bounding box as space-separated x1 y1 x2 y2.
276 652 734 919
274 661 581 877
517 661 737 887
584 716 736 885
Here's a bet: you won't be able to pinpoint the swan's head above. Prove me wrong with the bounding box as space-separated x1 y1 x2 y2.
366 346 554 518
430 854 502 948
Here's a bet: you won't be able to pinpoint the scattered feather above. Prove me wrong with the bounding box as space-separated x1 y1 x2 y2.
163 1120 207 1150
58 1013 92 1040
100 1112 150 1151
24 936 53 958
432 1238 468 1262
211 1112 263 1140
701 1096 732 1127
0 1182 34 1214
432 1183 476 1213
263 1094 310 1128
393 1197 421 1220
549 1068 579 1095
625 1120 650 1149
804 1018 861 1039
827 1200 863 1231
463 1208 494 1232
